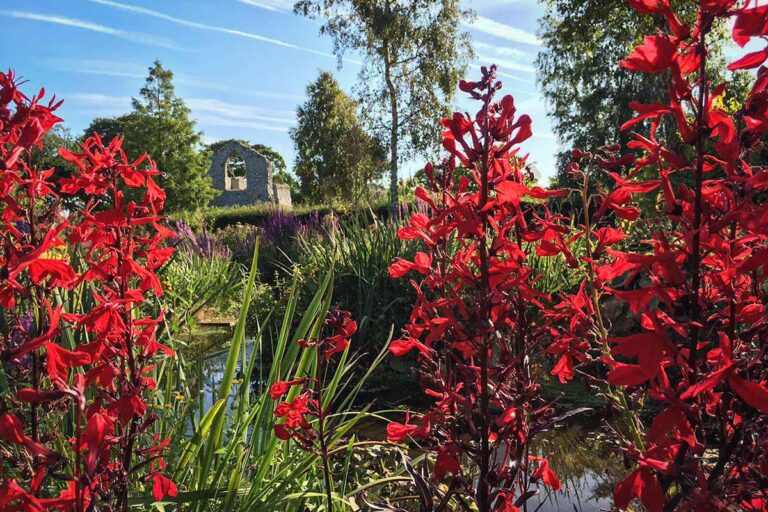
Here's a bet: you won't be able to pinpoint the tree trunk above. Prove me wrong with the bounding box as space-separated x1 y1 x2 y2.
384 62 399 214
383 2 399 215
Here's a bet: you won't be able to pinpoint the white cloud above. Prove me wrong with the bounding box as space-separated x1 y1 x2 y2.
495 71 532 84
48 58 305 101
477 55 535 74
194 115 291 133
473 0 525 4
49 58 148 79
62 92 295 133
67 93 132 106
237 0 294 12
64 93 132 117
200 134 221 145
186 98 294 124
0 10 176 48
85 0 336 60
464 16 540 46
532 131 556 141
474 40 529 59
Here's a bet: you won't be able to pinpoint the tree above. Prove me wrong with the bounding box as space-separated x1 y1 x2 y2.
30 125 79 179
536 0 731 188
292 71 387 205
81 114 137 143
294 0 473 210
83 61 215 212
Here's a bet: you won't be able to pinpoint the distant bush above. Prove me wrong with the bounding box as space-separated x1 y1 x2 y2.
197 198 395 230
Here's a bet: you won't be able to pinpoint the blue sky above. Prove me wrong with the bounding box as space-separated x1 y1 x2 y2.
0 0 558 181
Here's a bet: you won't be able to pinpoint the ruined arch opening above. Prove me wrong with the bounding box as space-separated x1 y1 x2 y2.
224 152 247 191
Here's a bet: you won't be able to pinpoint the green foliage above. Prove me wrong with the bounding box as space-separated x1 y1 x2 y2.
83 60 216 212
292 71 387 205
161 251 244 333
536 0 731 188
251 143 288 173
143 247 390 511
29 125 78 175
297 215 417 354
83 114 138 142
294 0 474 208
29 125 81 207
198 199 392 230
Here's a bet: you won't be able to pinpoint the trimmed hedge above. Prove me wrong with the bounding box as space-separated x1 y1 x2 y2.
196 199 394 229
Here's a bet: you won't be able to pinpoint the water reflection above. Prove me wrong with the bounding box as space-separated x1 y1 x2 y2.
188 338 263 427
530 421 623 512
193 336 623 511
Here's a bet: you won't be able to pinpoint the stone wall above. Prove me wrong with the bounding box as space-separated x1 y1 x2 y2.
208 140 292 208
272 183 292 208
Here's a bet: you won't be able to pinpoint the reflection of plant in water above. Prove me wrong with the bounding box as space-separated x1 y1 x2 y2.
534 422 626 509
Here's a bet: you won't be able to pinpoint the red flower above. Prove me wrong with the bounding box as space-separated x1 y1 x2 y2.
614 468 665 512
152 473 178 501
732 4 768 47
389 337 431 357
0 414 26 445
620 35 678 73
550 354 574 384
82 413 112 476
434 444 461 481
269 379 306 400
44 343 90 382
386 413 430 443
388 251 432 278
531 457 562 491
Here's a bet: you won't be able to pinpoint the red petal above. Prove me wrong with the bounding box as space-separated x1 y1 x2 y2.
728 48 768 71
152 473 178 501
728 373 768 413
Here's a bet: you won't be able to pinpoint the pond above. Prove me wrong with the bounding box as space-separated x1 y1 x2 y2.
530 422 622 512
197 339 623 511
351 416 623 512
195 337 263 413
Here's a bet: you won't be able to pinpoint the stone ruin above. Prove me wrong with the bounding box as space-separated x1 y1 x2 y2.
208 139 292 208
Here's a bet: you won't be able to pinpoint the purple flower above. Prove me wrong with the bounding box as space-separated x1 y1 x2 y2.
261 210 319 247
172 220 232 260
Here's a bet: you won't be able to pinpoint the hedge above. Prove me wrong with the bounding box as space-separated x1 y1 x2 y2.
190 199 395 230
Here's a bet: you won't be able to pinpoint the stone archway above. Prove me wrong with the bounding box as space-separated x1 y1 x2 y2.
207 140 291 208
224 152 247 191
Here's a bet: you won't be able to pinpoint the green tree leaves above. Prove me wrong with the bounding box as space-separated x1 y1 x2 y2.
294 0 473 209
84 60 216 212
292 71 386 205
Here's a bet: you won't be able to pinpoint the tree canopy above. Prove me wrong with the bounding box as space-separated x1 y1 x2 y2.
292 71 386 205
536 0 732 188
294 0 473 209
84 61 215 212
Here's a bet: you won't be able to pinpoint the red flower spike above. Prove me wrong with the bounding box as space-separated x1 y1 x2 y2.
562 3 768 509
388 64 571 508
0 69 177 510
269 309 356 509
